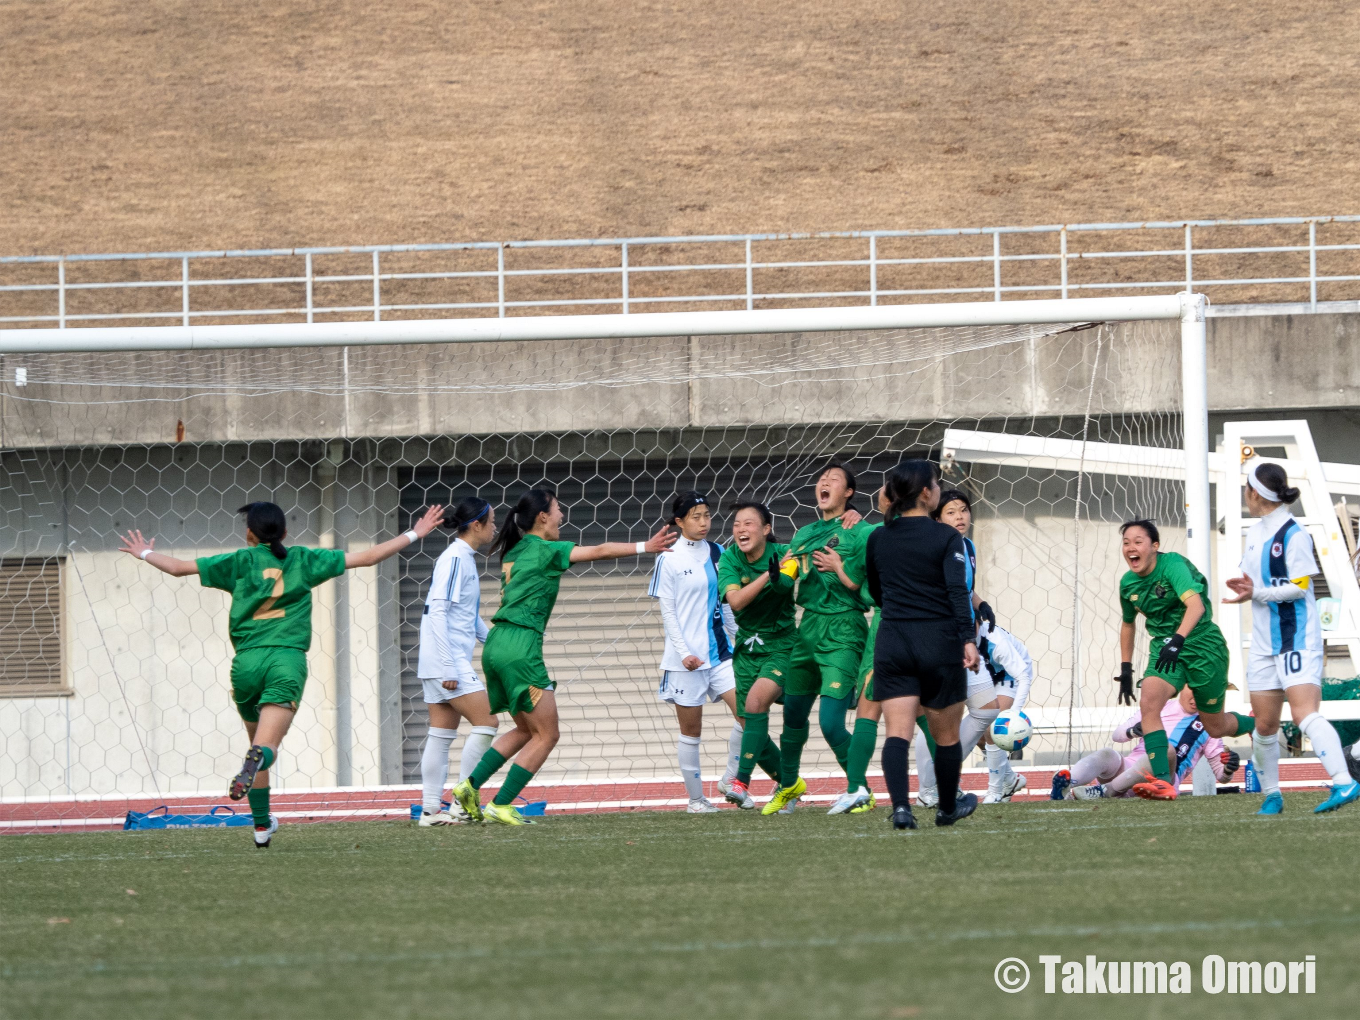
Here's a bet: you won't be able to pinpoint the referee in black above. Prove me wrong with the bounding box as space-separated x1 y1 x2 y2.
865 459 980 829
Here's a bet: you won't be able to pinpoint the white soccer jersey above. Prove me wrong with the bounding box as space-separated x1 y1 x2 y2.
648 537 733 673
979 624 1034 712
1240 506 1322 655
417 537 489 680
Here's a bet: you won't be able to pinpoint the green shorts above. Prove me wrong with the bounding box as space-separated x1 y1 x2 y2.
230 647 308 723
1142 630 1231 714
483 623 555 716
731 631 797 718
787 611 868 700
856 613 880 702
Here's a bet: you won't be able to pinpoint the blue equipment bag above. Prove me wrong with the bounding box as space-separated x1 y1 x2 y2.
123 805 253 830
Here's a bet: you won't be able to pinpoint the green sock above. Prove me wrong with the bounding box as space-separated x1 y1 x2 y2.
757 735 782 785
1144 729 1172 781
492 764 535 806
247 786 271 828
468 747 508 790
917 715 937 757
846 717 879 791
1231 712 1256 737
819 695 853 772
737 712 770 784
260 746 276 770
779 724 810 787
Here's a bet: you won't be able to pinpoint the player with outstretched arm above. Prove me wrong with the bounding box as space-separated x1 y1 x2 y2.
865 460 981 830
1114 519 1252 800
415 497 500 826
1223 460 1360 814
451 488 676 825
650 491 741 814
119 499 445 848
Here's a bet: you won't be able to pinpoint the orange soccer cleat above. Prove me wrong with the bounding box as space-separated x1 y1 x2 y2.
1132 776 1179 800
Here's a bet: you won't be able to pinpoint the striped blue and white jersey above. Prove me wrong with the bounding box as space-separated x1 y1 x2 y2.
417 537 489 680
649 537 735 672
1240 505 1321 655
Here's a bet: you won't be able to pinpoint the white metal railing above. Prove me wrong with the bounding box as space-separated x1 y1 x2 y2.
2 215 1358 328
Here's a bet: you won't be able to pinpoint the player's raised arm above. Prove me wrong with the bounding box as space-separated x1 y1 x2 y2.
344 504 444 568
569 524 675 562
119 530 200 577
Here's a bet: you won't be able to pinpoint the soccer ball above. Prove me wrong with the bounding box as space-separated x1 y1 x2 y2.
990 711 1033 752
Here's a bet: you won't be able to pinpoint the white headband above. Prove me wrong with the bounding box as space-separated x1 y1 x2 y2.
1246 460 1284 503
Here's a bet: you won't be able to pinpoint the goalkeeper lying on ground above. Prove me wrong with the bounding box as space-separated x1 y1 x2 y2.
1049 686 1240 800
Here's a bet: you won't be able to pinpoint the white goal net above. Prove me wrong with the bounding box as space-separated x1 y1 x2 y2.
0 309 1188 829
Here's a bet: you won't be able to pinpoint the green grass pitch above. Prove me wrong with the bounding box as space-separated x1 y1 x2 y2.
3 795 1358 1020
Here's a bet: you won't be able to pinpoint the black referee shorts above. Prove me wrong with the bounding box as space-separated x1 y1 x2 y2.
873 620 967 710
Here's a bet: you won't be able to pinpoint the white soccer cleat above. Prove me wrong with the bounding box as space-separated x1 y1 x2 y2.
418 809 464 827
1071 782 1107 801
253 813 279 849
687 798 720 814
718 778 757 810
827 787 873 815
983 790 1004 805
915 787 938 808
1000 772 1027 802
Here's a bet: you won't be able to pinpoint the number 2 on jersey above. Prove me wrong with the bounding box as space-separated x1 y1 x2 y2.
252 567 286 620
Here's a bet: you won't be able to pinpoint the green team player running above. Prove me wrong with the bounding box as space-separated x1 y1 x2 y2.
452 488 676 825
1115 518 1253 800
768 461 872 813
119 499 445 847
717 501 794 810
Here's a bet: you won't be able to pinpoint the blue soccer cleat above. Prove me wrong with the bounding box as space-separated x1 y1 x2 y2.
1314 781 1360 814
1049 769 1071 801
1256 790 1284 815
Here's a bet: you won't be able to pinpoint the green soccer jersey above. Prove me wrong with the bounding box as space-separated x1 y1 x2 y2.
859 522 883 610
197 544 347 653
787 515 871 615
717 541 796 648
492 534 576 633
1119 550 1216 643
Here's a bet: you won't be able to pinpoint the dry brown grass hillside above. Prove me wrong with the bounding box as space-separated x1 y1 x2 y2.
2 1 1357 255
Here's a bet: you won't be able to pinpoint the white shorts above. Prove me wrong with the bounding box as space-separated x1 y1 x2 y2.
421 673 488 704
965 668 1013 709
1246 649 1324 692
658 660 736 707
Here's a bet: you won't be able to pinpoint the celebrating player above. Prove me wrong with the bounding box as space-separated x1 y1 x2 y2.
119 499 445 848
1114 519 1252 800
451 488 676 825
1223 461 1360 814
717 501 794 810
1050 686 1238 800
415 497 500 826
866 460 980 829
650 491 740 814
775 461 873 810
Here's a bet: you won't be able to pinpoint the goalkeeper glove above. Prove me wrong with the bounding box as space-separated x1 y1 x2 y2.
1116 661 1135 706
976 601 996 630
1155 633 1185 673
1220 748 1241 780
1124 720 1144 740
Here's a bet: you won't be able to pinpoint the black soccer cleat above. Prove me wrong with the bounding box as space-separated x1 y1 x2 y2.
229 745 265 801
1345 743 1360 787
891 804 918 830
935 791 979 827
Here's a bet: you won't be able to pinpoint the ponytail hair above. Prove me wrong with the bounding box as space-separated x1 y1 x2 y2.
1253 462 1302 505
885 460 940 519
492 488 556 560
238 501 288 561
443 496 492 533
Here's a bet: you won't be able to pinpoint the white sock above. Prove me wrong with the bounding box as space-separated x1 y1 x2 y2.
958 709 999 763
916 741 937 792
722 722 743 784
1252 731 1281 795
1298 712 1351 786
985 744 1008 794
1071 747 1123 787
421 726 458 813
459 725 497 785
678 734 705 801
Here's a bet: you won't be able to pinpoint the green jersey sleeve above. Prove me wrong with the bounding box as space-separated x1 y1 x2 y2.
546 541 575 575
299 547 348 589
716 547 746 600
1160 554 1203 604
197 549 248 592
1120 588 1138 624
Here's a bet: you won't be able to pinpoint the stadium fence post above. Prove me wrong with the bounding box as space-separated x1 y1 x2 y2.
1179 291 1211 580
